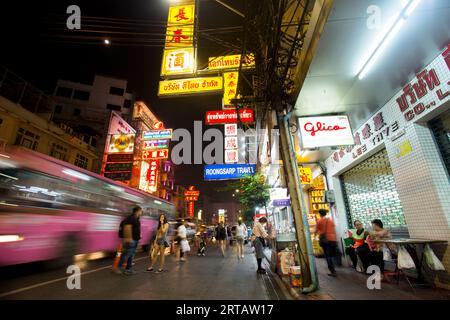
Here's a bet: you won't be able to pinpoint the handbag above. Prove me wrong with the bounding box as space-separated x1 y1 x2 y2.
423 244 445 271
319 219 329 247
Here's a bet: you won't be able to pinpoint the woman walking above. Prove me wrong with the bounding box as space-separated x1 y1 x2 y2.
146 214 169 273
236 220 247 259
215 222 227 257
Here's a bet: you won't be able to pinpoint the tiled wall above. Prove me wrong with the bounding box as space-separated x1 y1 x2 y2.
385 122 450 288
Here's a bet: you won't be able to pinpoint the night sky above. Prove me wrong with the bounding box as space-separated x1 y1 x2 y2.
0 0 245 201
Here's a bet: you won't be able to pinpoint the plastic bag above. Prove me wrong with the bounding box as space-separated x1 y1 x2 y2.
382 245 392 261
397 246 416 269
424 244 445 271
180 239 190 253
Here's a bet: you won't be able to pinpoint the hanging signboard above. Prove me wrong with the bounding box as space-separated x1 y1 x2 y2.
133 102 159 129
225 149 238 163
161 48 195 76
143 129 173 140
158 77 223 96
104 163 133 172
106 153 134 163
273 199 291 207
223 71 239 107
225 136 238 150
108 111 136 135
139 160 159 193
205 109 254 124
108 134 135 154
298 167 313 185
143 139 170 150
167 4 196 25
204 164 256 180
224 123 238 136
298 115 354 149
208 54 256 70
142 149 169 160
188 201 195 217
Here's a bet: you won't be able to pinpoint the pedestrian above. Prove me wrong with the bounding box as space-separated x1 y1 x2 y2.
177 220 190 262
227 225 233 246
146 213 170 273
316 209 338 277
236 219 246 259
367 219 392 278
215 221 227 257
114 206 143 275
251 217 272 273
345 220 370 271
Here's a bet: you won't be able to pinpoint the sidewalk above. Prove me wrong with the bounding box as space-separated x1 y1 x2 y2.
263 248 450 300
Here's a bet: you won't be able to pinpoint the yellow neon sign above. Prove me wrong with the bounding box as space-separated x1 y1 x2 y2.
158 77 223 96
168 4 195 25
161 48 195 76
208 54 256 70
223 71 239 106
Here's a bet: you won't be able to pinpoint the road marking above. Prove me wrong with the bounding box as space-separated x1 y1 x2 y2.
0 256 148 298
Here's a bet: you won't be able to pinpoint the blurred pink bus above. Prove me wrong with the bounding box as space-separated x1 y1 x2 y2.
0 147 175 267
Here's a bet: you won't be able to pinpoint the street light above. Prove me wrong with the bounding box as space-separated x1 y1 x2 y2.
104 39 110 45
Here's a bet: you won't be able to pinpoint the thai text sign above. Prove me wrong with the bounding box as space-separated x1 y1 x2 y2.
143 129 173 140
158 77 223 96
204 164 256 180
298 115 354 149
143 139 170 150
208 54 255 70
205 109 254 124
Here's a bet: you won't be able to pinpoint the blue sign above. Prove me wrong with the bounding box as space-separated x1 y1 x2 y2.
204 164 256 181
143 129 172 140
273 199 291 207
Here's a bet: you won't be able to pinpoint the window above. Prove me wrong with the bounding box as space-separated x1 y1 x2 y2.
73 108 81 116
50 143 68 161
74 154 89 169
106 104 121 111
73 90 90 101
109 86 125 96
54 105 63 114
123 99 131 109
15 128 40 150
55 86 72 98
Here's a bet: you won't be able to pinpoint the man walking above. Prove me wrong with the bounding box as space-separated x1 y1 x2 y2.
316 209 338 277
114 206 143 275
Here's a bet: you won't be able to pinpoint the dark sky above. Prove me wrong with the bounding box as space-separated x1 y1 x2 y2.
0 0 245 201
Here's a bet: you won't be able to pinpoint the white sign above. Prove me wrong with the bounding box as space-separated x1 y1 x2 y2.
225 149 238 163
224 124 237 136
269 188 288 201
298 115 354 149
225 136 238 150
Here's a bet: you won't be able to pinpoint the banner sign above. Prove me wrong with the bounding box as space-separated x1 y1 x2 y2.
142 149 169 160
143 129 173 140
143 139 170 150
208 54 256 70
133 102 159 130
104 172 132 181
107 153 134 163
273 199 291 207
108 134 135 154
105 162 133 172
188 201 195 217
168 4 195 25
223 71 239 107
298 115 354 149
204 164 256 180
158 77 223 96
205 109 254 124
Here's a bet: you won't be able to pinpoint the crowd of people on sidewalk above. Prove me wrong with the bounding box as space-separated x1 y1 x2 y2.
111 206 274 275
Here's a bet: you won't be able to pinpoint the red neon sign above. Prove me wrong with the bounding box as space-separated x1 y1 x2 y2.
205 109 254 125
142 149 169 160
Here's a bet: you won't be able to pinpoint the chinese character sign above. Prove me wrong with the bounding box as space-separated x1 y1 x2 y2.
161 48 194 76
225 136 238 150
168 4 195 25
224 123 237 136
298 167 312 185
165 25 194 48
223 71 239 107
142 149 169 160
225 150 238 163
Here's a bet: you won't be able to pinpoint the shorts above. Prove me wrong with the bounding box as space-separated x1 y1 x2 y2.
237 236 244 244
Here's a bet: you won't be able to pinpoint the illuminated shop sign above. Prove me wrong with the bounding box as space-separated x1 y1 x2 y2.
223 71 239 107
205 109 254 125
167 4 195 25
104 163 133 172
225 137 238 150
204 164 256 180
143 140 170 150
142 149 169 160
104 172 132 181
158 77 223 96
208 54 255 70
298 167 312 185
133 102 159 129
143 129 173 140
139 160 159 193
161 48 195 76
108 134 135 153
106 154 134 163
298 115 354 149
108 111 136 135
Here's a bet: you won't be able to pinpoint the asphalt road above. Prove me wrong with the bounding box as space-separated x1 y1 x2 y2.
0 243 287 300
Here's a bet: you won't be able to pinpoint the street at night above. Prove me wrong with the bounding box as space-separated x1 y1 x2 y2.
1 0 450 316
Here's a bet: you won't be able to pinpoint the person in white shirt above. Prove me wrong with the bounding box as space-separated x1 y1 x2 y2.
251 217 271 273
236 220 247 259
176 221 189 262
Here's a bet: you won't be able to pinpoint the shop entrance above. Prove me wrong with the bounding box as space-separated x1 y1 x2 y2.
341 149 408 235
430 108 450 178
